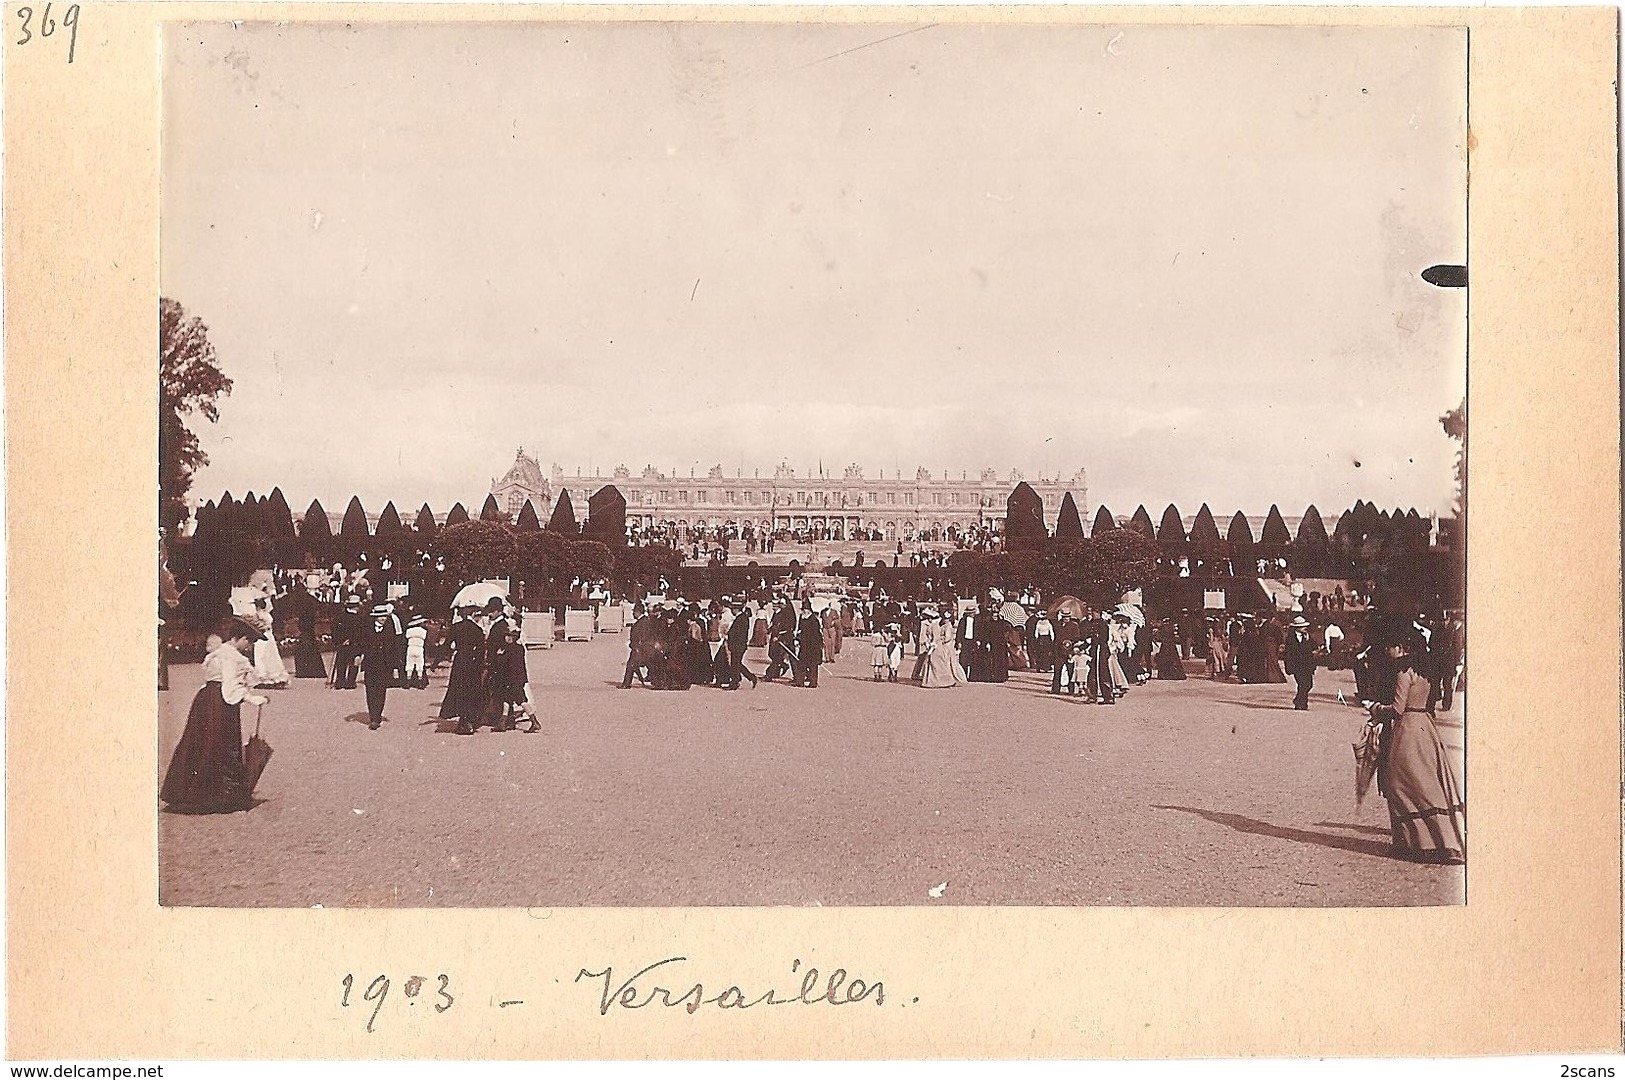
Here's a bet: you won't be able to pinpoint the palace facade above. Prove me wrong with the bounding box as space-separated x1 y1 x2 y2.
492 449 1088 541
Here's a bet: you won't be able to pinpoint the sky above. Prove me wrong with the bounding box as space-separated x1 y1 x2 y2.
162 20 1466 520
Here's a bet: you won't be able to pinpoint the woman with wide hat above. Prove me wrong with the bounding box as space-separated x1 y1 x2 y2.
1368 634 1466 863
162 618 267 813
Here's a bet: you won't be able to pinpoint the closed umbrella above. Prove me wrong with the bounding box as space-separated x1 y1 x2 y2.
243 703 274 795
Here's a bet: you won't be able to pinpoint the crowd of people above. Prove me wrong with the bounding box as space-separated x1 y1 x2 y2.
161 560 1465 867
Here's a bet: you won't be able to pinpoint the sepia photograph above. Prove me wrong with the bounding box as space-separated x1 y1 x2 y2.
157 20 1468 908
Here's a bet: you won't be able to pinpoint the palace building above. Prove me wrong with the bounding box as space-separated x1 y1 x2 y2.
492 449 1088 542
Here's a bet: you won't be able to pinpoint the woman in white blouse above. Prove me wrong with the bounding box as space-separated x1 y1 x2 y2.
161 619 268 814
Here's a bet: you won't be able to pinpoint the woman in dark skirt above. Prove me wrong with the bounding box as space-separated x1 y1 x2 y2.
1155 621 1187 680
440 606 488 735
289 581 328 680
162 619 266 814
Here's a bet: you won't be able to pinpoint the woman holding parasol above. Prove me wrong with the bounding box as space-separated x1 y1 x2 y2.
1356 635 1466 864
161 618 268 814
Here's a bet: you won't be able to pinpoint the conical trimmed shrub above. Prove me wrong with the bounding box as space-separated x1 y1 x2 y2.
548 490 578 533
1054 493 1084 541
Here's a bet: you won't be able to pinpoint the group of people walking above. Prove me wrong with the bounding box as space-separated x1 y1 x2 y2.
437 598 538 735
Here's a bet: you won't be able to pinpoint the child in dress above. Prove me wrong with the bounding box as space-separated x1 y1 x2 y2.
1066 640 1090 698
885 624 905 682
871 628 891 682
403 616 428 689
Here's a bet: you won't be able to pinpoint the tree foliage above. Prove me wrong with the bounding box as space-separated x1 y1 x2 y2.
611 543 682 592
159 298 234 535
515 500 542 531
480 494 509 524
1091 505 1116 536
1441 399 1465 518
414 504 438 535
444 502 470 528
1127 505 1155 537
432 520 518 583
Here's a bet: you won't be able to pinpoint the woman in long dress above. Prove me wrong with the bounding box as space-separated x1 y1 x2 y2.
1372 641 1466 863
1207 622 1231 680
290 581 328 680
912 616 937 681
440 607 488 734
1155 621 1187 680
921 616 965 688
162 619 267 813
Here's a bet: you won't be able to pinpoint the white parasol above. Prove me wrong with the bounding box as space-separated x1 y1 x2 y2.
1114 603 1145 627
999 601 1029 625
451 581 508 610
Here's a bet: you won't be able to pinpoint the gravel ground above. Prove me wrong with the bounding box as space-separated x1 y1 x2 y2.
158 635 1465 908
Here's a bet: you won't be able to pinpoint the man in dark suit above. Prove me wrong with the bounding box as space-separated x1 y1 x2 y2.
793 601 825 687
765 599 797 682
1051 614 1082 693
482 598 513 730
620 604 651 689
361 604 399 729
1282 615 1319 710
331 597 364 690
723 601 759 689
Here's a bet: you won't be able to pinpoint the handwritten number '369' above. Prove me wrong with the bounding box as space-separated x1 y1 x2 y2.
341 973 455 1033
15 4 80 63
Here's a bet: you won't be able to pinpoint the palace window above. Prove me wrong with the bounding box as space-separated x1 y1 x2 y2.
678 490 689 503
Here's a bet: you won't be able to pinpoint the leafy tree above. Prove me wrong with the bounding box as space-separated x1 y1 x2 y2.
159 299 234 535
548 490 579 533
1039 530 1159 607
444 502 470 528
515 500 542 531
1054 493 1084 541
433 520 517 583
610 543 682 593
1091 505 1116 536
1127 505 1155 537
479 494 509 524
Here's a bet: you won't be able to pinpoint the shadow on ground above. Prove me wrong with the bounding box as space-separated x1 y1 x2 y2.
1152 804 1403 860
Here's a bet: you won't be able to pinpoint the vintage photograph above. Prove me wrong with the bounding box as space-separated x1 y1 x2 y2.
157 20 1467 907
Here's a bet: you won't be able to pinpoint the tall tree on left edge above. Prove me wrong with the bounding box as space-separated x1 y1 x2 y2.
159 298 233 535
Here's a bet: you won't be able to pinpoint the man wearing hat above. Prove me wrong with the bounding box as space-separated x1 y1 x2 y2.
482 597 512 727
362 603 399 729
331 596 364 690
792 600 825 688
1282 614 1319 711
765 598 797 682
